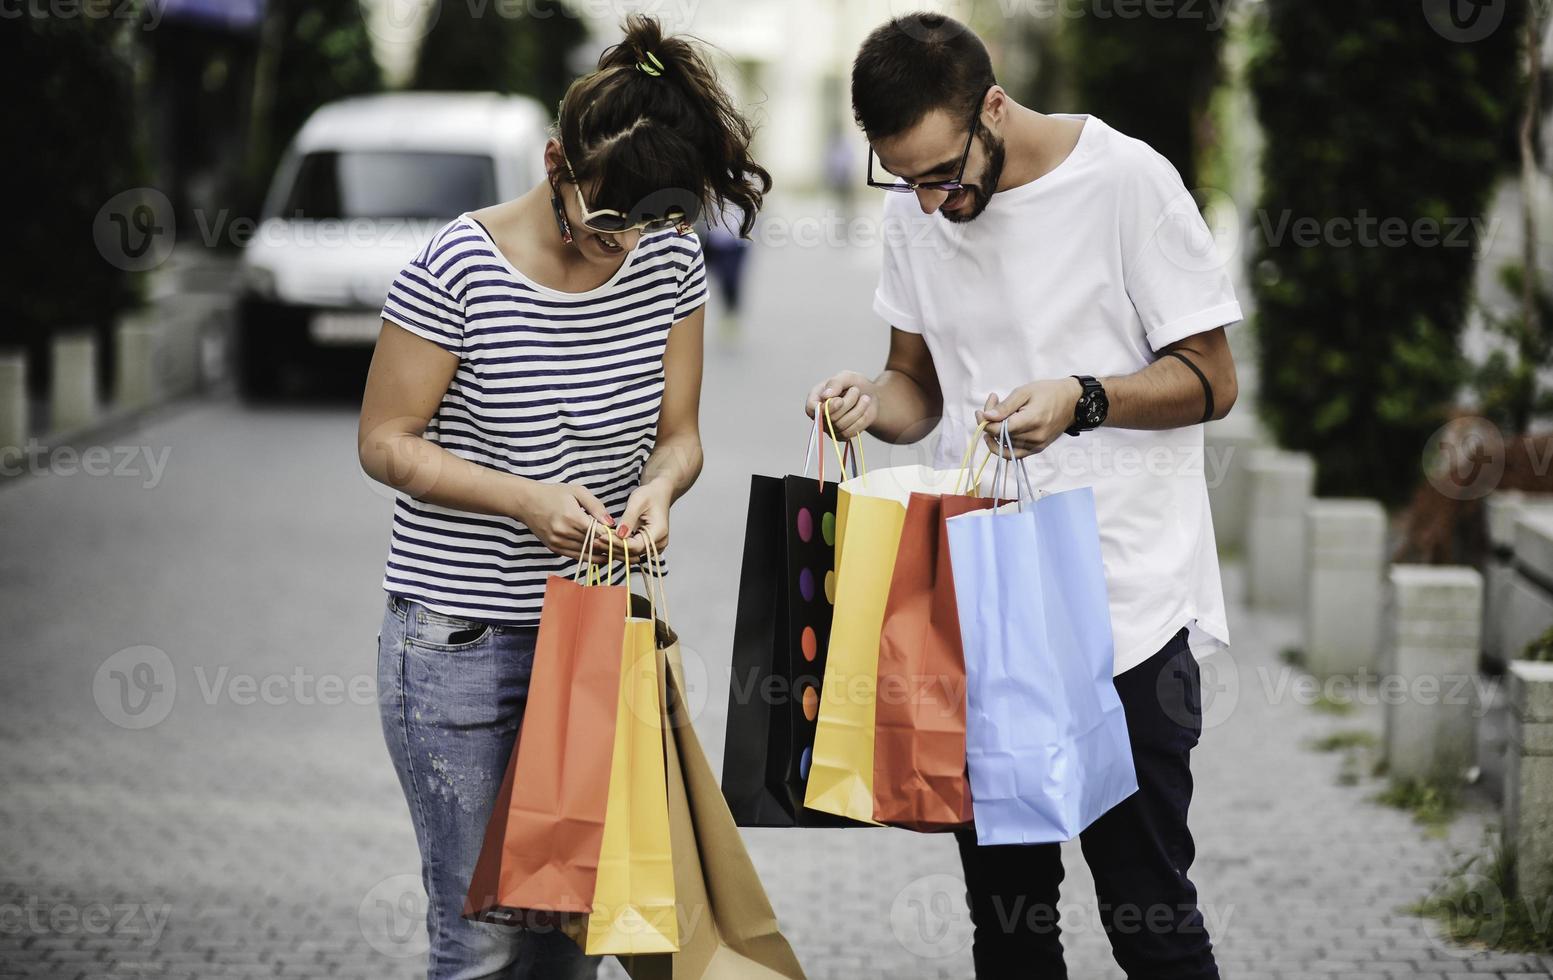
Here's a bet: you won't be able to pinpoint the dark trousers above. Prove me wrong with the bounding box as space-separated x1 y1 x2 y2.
954 628 1218 979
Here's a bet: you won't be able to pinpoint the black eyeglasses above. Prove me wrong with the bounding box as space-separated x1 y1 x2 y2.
866 85 992 194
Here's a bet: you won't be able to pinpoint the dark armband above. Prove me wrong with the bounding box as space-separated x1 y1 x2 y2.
1164 350 1214 424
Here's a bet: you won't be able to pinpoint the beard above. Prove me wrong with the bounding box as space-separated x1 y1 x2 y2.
941 123 1005 224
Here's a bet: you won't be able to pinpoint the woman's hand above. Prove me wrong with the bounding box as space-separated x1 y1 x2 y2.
513 480 617 560
616 479 673 558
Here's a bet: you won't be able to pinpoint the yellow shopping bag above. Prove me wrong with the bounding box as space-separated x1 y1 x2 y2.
582 538 679 956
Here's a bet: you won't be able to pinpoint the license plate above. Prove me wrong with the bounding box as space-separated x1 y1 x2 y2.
310 311 382 346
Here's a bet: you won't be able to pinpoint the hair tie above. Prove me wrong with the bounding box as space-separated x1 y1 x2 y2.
636 51 665 76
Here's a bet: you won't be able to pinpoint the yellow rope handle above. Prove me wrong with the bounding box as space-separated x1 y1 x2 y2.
644 533 669 627
821 396 868 484
820 399 849 482
970 442 995 496
593 526 616 587
955 420 992 496
573 519 598 583
622 534 633 597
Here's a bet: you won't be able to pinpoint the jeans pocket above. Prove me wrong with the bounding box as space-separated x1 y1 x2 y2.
410 608 496 652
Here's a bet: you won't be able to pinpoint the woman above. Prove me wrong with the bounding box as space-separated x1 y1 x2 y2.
357 17 768 979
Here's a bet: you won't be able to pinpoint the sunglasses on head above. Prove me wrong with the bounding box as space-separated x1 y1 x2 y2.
555 156 695 236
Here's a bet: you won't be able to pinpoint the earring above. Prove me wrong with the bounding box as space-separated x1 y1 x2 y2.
548 173 573 245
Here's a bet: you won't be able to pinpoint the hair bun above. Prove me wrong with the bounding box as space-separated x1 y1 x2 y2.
605 13 671 74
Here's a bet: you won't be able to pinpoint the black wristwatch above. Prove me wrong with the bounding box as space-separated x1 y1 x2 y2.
1066 375 1108 436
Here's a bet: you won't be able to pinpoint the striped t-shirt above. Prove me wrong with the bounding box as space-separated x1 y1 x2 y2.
378 214 706 624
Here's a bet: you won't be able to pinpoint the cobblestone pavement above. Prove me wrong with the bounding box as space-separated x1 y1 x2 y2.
3 198 1551 979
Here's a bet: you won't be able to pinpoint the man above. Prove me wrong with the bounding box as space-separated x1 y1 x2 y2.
806 13 1238 979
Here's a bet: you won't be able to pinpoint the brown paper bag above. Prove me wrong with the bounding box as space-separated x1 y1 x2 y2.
609 610 808 978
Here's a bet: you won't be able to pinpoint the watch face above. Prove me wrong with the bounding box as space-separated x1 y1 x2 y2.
1081 390 1108 427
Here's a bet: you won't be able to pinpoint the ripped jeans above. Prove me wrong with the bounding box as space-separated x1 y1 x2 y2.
378 593 599 980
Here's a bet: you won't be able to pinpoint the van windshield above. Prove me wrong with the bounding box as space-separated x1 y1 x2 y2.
274 151 497 220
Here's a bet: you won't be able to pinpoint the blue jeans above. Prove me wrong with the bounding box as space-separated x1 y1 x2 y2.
378 594 600 980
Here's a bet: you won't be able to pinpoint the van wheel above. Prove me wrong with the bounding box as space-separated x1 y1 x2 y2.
236 313 282 402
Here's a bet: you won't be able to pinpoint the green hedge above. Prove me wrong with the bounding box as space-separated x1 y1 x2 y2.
1249 0 1523 504
2 14 148 353
411 0 588 117
1065 0 1230 191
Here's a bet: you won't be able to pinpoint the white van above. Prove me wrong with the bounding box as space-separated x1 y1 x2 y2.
236 92 549 397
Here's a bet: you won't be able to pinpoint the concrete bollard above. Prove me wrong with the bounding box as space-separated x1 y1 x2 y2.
115 318 161 411
1304 499 1386 677
1505 660 1553 905
1246 449 1316 611
1383 565 1483 782
1204 410 1264 555
1500 514 1553 667
49 331 98 434
0 349 25 458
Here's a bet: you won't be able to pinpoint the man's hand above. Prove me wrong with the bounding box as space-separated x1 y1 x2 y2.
977 378 1084 459
805 371 879 440
616 478 673 558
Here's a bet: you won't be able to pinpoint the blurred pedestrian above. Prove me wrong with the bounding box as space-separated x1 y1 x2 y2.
699 198 752 339
824 126 856 221
356 15 769 980
808 13 1240 979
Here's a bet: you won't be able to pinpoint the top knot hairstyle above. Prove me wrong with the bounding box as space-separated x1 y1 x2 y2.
556 15 770 238
851 12 995 142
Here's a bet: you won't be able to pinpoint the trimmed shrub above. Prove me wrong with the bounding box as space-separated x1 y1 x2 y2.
1248 1 1523 504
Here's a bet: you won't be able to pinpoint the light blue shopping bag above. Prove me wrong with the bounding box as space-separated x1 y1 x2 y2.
944 424 1137 845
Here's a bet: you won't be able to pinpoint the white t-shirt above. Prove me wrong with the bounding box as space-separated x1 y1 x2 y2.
873 115 1241 676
